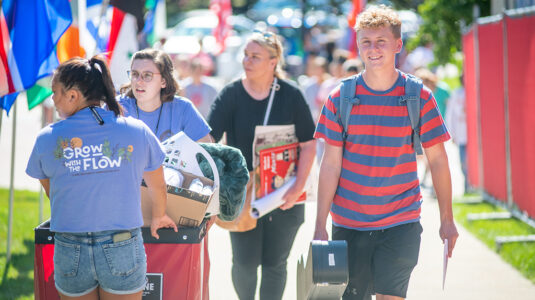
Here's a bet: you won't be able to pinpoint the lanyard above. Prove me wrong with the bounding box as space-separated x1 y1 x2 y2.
88 106 104 125
135 100 163 135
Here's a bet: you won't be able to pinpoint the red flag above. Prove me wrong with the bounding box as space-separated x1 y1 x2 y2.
106 5 139 89
108 7 126 61
210 0 232 54
348 0 365 28
347 0 366 58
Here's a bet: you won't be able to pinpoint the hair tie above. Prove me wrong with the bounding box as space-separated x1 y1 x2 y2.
89 59 103 74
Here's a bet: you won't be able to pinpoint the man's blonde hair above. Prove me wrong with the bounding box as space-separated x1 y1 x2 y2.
355 5 402 39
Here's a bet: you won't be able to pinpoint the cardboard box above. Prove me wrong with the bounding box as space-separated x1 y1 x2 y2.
141 170 215 228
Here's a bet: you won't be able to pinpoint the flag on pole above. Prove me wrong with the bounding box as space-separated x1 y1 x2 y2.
210 0 232 54
107 0 143 89
0 0 72 114
347 0 366 58
110 0 145 33
143 0 166 46
57 22 86 63
27 78 53 111
30 1 82 112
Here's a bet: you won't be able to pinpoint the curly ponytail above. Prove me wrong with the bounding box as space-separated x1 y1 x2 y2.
53 55 123 116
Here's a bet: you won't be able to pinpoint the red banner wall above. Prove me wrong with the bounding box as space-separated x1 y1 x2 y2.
462 30 480 188
506 15 535 218
478 22 507 202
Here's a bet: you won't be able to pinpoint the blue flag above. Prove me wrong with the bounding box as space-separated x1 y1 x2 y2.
0 0 72 114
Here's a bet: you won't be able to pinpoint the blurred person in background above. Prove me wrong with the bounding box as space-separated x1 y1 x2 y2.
26 56 177 300
119 49 211 143
414 68 450 117
192 36 215 76
315 49 350 113
445 74 469 194
181 58 220 118
342 58 365 77
302 55 331 122
172 54 192 82
402 39 434 73
414 68 450 188
207 30 316 300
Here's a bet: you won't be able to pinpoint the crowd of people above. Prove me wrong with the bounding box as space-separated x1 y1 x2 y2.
26 4 469 300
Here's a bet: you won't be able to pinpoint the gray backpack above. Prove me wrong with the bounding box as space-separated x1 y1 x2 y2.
337 73 424 155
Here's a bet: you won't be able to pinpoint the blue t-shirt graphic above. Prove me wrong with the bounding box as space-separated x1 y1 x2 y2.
118 95 211 141
26 107 165 233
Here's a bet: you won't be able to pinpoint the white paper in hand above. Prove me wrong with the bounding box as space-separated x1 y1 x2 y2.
250 177 296 219
442 239 449 290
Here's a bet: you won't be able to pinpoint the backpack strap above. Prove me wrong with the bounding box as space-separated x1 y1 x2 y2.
337 74 361 140
400 73 424 155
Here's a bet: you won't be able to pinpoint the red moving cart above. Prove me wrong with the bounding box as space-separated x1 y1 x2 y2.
34 220 210 300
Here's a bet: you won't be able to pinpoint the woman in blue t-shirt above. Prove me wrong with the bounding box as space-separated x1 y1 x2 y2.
118 49 211 143
26 56 177 299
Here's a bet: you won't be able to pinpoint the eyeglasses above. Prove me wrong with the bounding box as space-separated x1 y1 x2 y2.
127 70 161 82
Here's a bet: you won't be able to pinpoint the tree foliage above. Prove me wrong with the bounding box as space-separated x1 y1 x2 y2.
410 0 490 65
388 0 425 10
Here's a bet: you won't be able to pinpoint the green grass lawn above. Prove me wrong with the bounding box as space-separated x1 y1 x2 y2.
453 194 535 283
0 188 50 300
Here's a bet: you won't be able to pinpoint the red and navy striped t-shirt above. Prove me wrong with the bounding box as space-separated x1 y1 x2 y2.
314 71 450 230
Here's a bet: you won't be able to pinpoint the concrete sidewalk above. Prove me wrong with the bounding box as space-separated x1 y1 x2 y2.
208 197 535 300
208 142 535 299
208 198 535 300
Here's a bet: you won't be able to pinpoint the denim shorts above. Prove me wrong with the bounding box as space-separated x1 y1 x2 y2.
53 228 147 297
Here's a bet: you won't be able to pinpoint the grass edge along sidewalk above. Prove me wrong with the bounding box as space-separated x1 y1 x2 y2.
453 194 535 284
0 188 50 300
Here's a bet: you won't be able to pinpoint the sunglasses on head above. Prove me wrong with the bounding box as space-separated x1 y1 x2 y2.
253 29 275 40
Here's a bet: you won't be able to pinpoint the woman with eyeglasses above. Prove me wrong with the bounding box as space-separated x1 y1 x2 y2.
26 56 177 299
119 49 211 143
118 49 214 298
208 30 316 299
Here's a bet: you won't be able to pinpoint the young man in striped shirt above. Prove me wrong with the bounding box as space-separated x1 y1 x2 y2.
313 5 459 300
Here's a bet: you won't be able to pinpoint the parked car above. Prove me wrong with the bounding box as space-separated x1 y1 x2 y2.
162 9 255 82
163 9 254 55
247 0 301 22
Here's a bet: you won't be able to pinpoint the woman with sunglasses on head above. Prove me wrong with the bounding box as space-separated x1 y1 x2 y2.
207 30 316 300
119 49 211 143
26 56 177 300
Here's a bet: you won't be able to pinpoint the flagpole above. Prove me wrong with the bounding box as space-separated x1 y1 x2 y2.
6 100 17 263
0 108 3 142
78 0 87 57
38 104 47 223
95 0 110 56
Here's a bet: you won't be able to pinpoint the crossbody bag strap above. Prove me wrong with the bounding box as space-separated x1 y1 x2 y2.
263 77 279 126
